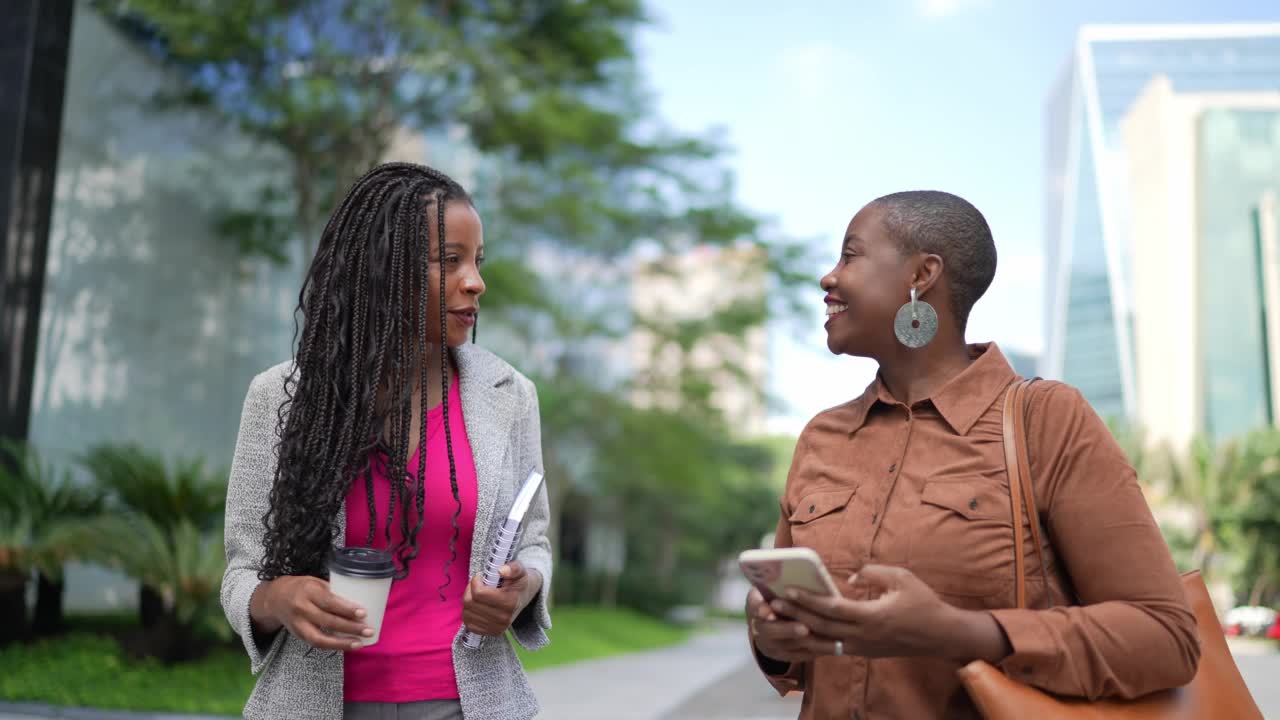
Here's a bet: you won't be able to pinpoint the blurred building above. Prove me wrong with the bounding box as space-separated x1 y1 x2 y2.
1041 23 1280 445
1122 78 1280 449
628 243 769 437
24 6 305 611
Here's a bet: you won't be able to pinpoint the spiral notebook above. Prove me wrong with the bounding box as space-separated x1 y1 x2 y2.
461 467 545 649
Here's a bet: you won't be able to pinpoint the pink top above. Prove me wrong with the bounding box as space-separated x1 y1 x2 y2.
342 375 477 702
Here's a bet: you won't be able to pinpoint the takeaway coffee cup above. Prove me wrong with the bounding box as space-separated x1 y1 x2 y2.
327 547 396 646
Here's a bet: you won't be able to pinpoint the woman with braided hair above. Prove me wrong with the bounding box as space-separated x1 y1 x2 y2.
220 163 552 720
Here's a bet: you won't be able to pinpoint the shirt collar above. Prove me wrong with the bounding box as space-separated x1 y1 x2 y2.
845 343 1018 436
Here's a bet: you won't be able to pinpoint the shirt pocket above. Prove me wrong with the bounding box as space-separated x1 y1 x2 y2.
907 478 1014 600
787 487 855 555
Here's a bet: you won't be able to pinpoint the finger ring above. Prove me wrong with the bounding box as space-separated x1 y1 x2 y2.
834 640 844 657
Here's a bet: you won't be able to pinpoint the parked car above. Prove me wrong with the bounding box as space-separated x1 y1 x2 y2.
1224 605 1278 637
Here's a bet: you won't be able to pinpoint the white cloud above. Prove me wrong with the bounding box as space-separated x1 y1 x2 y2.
774 43 864 99
915 0 991 20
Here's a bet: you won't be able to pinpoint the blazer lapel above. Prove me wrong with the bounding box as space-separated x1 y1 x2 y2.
329 345 517 563
454 345 518 576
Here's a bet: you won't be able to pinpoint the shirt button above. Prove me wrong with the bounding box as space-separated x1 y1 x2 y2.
969 498 979 510
888 463 896 472
809 504 817 513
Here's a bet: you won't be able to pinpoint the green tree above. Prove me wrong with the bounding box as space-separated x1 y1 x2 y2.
1163 434 1254 575
92 2 811 597
1235 428 1280 607
54 516 228 662
78 445 226 630
565 253 781 613
1151 429 1280 607
579 402 778 614
91 0 802 276
0 441 104 642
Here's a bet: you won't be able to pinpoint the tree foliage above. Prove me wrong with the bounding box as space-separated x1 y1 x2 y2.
91 0 810 616
1114 425 1280 608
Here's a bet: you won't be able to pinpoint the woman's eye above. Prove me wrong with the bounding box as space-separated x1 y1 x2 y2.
476 256 486 268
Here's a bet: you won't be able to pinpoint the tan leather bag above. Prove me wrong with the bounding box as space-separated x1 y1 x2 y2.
957 379 1264 720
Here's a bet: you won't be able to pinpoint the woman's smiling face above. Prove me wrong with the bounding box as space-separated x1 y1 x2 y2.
820 203 915 358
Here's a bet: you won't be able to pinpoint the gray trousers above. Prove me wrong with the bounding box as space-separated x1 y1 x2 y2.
343 700 464 720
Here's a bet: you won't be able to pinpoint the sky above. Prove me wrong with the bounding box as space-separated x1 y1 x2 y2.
635 0 1280 435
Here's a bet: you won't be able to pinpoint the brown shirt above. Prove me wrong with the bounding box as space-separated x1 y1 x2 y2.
755 343 1200 720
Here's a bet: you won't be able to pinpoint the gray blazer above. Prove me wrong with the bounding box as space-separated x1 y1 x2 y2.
220 344 552 719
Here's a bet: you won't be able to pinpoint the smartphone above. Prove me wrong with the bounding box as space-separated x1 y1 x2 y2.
739 547 840 602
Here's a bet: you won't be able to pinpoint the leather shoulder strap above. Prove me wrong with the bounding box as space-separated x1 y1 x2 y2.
1001 378 1054 609
1001 381 1029 609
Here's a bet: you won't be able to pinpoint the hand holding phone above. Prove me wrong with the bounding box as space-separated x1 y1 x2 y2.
739 547 840 604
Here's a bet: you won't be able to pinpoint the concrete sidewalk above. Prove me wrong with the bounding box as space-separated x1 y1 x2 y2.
526 622 754 720
660 661 800 720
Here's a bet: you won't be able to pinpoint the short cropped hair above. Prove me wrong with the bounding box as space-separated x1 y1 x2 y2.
871 190 996 329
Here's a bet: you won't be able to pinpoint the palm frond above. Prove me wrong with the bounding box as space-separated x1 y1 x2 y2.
51 513 226 629
79 445 226 534
0 440 104 578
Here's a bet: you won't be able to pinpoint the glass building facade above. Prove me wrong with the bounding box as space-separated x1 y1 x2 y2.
1197 109 1280 439
1043 25 1280 426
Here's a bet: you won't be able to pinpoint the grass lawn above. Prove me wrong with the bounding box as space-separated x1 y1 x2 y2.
0 607 692 714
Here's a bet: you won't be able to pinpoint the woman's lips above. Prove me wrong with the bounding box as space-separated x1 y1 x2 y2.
824 302 848 327
449 309 477 327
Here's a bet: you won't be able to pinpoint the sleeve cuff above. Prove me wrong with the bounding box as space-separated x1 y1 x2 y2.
988 608 1062 686
750 636 804 696
225 572 286 674
511 559 552 651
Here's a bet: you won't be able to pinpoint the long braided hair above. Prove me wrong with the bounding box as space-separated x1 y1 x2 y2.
259 162 472 585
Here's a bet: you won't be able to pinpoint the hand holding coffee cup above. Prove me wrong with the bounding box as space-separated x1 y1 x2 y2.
254 574 373 652
462 560 532 637
326 547 397 647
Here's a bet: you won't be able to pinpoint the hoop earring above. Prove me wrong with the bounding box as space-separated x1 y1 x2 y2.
894 286 938 348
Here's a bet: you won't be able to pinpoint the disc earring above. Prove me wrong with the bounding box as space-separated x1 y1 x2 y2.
893 286 937 348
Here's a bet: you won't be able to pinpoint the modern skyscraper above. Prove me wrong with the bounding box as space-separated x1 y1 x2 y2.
1042 24 1280 433
1121 75 1280 448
